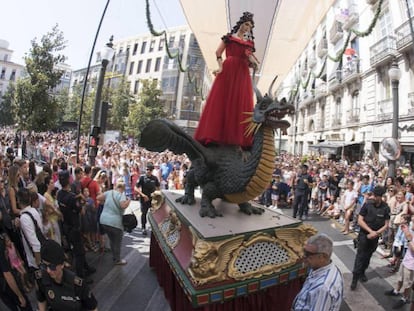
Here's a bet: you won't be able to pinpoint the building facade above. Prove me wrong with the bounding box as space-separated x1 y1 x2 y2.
109 25 208 135
278 0 414 165
0 39 25 104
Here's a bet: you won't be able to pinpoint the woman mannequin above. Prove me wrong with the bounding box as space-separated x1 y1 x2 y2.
194 12 259 149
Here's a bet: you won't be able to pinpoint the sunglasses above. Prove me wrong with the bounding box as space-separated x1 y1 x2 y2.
40 261 59 271
303 250 321 258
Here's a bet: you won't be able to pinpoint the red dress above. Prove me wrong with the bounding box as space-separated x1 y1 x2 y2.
194 35 254 148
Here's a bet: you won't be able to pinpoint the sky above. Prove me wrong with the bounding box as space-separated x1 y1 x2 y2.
1 0 187 69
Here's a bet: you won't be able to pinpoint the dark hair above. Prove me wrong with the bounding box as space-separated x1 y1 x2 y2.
58 170 70 188
231 12 255 36
17 188 31 206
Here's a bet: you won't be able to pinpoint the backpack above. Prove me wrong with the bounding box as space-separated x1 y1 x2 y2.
21 211 47 247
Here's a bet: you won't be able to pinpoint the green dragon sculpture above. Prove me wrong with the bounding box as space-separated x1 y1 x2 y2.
139 80 294 218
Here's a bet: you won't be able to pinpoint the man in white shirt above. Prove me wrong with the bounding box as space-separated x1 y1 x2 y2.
18 187 43 270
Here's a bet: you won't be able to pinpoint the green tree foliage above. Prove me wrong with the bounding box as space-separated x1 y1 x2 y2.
15 25 66 131
125 79 165 138
107 77 136 133
0 83 17 126
62 84 95 135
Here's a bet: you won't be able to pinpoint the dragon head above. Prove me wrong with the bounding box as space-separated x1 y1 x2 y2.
245 76 295 135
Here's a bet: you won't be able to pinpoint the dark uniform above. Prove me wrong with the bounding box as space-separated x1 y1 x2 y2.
351 189 390 289
57 184 93 279
135 166 160 233
292 165 312 219
35 266 97 310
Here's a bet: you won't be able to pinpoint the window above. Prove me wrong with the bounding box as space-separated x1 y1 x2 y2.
0 68 5 79
169 36 175 48
335 97 342 117
377 9 392 38
158 39 165 51
179 35 186 49
134 80 139 94
3 54 8 62
145 59 152 72
155 57 161 72
149 40 155 52
9 70 16 81
137 60 143 73
129 62 135 75
132 43 138 55
141 41 147 54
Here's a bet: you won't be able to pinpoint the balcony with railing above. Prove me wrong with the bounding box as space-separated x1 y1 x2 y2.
314 82 328 100
346 108 360 123
369 36 397 67
377 98 393 120
317 38 328 58
342 4 359 31
331 115 342 127
328 70 342 93
179 109 200 121
342 58 361 84
396 17 414 53
330 21 343 44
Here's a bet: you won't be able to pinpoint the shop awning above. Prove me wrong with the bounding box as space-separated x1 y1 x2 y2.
309 141 362 154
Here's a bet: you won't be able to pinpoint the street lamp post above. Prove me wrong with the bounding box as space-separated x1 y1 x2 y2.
88 36 115 166
388 58 402 178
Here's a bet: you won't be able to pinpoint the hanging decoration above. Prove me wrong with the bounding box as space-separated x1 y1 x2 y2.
295 0 384 94
145 0 204 99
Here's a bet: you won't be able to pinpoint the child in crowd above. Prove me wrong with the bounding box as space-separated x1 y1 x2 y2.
83 187 98 252
322 196 341 219
3 233 33 292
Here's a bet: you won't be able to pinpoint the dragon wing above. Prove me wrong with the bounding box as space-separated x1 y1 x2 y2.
139 119 213 164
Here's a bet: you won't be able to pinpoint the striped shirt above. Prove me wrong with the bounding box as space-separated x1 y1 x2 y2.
292 262 343 311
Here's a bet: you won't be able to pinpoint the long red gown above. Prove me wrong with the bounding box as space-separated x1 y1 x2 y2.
194 35 254 148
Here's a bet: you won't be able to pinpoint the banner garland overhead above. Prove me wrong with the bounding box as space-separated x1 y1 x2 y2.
145 0 204 99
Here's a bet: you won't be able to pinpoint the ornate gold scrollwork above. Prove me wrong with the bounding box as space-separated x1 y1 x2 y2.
274 224 318 257
159 210 182 249
187 227 244 286
228 232 299 281
151 190 164 212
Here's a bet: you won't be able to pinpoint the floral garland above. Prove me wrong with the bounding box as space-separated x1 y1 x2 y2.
296 0 383 93
145 0 204 99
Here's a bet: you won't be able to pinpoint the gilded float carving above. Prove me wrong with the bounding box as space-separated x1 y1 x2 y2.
188 227 244 285
159 210 182 249
151 190 165 212
274 224 318 257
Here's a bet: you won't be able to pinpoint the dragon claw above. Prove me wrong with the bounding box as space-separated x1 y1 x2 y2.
175 195 196 205
199 203 222 218
238 202 264 215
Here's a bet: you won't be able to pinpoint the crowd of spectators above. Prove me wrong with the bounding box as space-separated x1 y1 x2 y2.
1 126 414 309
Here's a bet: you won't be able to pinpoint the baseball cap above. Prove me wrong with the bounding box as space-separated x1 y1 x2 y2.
41 240 65 265
147 162 155 170
372 186 386 197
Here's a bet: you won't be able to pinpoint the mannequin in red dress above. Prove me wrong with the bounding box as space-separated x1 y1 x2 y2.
194 12 259 149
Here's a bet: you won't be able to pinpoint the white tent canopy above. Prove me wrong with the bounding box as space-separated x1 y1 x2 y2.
180 0 335 95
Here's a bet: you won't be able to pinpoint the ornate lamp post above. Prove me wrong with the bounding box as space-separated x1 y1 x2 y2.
388 58 401 178
88 37 115 166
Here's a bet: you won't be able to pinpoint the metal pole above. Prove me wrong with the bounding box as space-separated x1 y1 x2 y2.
388 72 400 178
75 0 111 164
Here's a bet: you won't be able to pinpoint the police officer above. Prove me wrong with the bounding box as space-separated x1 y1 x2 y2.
350 185 390 290
134 163 160 235
292 164 312 220
35 240 98 311
57 170 95 282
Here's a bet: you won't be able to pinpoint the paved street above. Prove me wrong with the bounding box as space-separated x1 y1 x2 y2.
1 201 409 310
